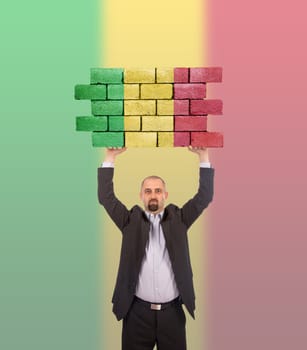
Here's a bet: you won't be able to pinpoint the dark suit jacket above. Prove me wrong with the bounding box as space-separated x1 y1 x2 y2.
98 167 214 321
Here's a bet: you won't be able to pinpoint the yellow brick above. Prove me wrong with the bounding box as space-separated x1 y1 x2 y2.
157 100 174 115
125 132 157 147
141 84 173 99
142 116 173 131
158 132 174 147
124 116 141 131
124 69 155 83
156 68 174 83
124 100 156 115
124 84 139 99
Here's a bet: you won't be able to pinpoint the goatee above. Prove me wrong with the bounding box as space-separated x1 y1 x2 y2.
148 200 158 212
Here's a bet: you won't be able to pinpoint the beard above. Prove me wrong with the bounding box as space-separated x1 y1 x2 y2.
148 200 159 212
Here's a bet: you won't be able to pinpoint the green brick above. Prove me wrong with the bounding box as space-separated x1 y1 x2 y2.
91 68 123 84
76 116 108 131
107 84 124 99
74 85 106 100
92 132 124 147
91 101 123 116
109 116 124 131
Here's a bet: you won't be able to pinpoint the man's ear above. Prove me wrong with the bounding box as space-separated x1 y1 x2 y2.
165 191 169 200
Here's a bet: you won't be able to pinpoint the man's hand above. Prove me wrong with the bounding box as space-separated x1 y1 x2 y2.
188 146 209 163
104 147 127 163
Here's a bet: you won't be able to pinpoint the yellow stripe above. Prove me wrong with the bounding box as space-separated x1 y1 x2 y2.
104 0 206 66
101 1 208 348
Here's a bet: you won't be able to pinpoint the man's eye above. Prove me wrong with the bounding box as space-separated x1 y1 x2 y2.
145 189 151 194
156 189 161 193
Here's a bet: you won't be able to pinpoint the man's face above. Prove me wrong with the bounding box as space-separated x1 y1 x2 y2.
140 178 168 214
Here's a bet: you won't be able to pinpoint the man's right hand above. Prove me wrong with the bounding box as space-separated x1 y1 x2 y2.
104 147 127 163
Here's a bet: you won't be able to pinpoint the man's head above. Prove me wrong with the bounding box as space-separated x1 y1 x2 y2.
140 176 168 214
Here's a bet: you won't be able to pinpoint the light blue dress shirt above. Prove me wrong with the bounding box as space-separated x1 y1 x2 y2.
135 211 179 303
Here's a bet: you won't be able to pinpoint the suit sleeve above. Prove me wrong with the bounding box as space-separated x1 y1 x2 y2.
97 167 130 231
180 167 214 229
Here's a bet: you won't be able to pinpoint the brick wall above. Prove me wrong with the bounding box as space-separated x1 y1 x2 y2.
75 67 223 147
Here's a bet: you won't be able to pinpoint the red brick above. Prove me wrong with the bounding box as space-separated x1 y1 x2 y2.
175 116 207 131
174 83 206 99
174 132 190 146
190 99 223 115
191 132 224 147
190 67 222 83
174 100 189 115
174 68 189 83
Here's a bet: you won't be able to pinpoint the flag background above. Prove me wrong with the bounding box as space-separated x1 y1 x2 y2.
1 0 306 350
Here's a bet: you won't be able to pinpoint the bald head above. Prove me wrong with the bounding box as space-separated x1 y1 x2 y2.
140 175 166 191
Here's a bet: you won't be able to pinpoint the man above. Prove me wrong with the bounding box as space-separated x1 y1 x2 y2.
98 146 214 350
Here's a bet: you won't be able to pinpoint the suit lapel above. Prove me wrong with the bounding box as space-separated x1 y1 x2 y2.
139 211 150 256
161 209 175 260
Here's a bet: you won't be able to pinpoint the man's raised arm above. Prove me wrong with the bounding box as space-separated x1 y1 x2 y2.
180 146 215 228
98 147 129 230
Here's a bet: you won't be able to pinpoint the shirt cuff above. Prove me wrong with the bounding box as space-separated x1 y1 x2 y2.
200 162 211 168
101 161 114 168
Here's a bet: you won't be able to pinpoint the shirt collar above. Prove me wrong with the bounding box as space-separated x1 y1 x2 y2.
145 210 164 220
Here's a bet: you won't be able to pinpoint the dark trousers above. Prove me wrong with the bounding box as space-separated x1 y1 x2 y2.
122 297 187 350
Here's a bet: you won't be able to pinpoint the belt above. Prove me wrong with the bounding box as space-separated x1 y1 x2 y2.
134 296 181 311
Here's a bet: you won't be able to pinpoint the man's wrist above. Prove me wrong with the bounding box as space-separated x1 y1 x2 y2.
199 155 209 163
104 156 116 162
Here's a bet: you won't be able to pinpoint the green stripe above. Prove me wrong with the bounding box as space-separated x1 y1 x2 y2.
0 1 103 350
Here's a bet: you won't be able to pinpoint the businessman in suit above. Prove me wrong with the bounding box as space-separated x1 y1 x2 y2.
98 147 214 350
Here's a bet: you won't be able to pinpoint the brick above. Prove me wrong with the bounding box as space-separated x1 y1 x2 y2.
156 68 174 83
124 100 156 115
191 132 224 147
157 100 174 115
174 116 207 131
124 68 155 83
109 116 124 131
107 84 124 99
74 85 106 100
174 68 189 83
158 132 174 147
174 132 190 146
125 132 157 147
174 83 206 99
190 99 223 115
174 100 189 115
190 67 222 83
124 116 141 131
124 84 139 99
91 68 123 84
141 84 173 99
76 116 108 131
92 132 124 147
142 116 173 131
92 101 123 116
